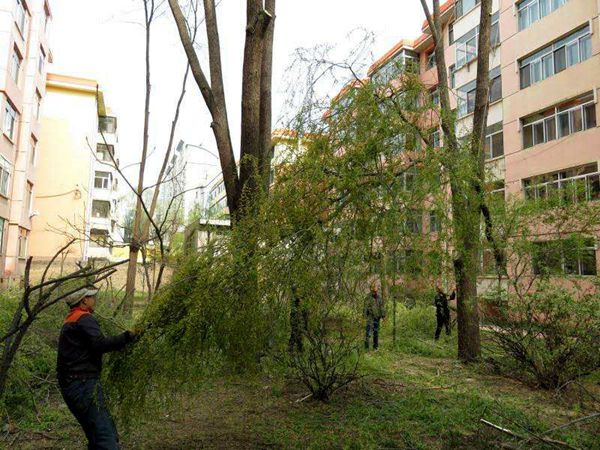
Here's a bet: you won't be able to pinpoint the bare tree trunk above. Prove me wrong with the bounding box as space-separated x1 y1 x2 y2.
169 0 241 219
169 0 276 221
258 0 276 189
124 0 154 314
239 0 269 213
420 0 493 361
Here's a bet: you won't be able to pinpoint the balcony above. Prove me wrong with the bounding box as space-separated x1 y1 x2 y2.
524 168 600 205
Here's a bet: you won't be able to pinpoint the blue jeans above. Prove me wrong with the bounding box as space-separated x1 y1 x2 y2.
365 317 380 350
59 378 120 450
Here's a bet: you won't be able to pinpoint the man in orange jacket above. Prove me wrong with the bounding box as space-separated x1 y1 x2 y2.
57 286 137 450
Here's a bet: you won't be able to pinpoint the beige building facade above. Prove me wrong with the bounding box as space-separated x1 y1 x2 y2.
366 0 600 281
0 0 51 279
29 73 121 263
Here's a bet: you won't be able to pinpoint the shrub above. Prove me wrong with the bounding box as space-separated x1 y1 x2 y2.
286 323 360 401
487 284 600 389
0 289 62 420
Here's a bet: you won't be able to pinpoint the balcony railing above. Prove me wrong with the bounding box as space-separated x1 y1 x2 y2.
524 171 600 204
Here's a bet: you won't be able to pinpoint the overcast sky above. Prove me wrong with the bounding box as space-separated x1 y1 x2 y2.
49 0 424 185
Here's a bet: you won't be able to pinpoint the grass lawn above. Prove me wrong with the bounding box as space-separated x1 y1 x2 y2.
5 308 599 449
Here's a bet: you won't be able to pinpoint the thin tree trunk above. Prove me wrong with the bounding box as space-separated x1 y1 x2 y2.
169 0 240 220
420 0 493 361
239 0 267 214
124 0 154 314
258 0 276 189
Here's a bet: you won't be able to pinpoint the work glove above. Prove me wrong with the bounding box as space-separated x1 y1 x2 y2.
128 326 144 343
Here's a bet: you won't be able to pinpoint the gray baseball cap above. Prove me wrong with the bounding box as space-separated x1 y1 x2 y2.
66 286 99 308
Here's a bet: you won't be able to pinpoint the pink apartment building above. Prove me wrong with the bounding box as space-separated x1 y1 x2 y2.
365 0 600 282
0 0 51 281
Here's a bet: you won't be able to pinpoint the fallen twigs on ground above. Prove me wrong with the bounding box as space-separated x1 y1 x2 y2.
480 418 580 450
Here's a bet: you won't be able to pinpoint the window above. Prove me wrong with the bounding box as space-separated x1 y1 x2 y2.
10 49 22 85
430 89 440 106
431 129 441 148
489 181 506 203
401 167 417 191
94 171 111 189
456 0 481 18
456 26 478 68
455 13 499 69
90 229 110 248
522 92 595 149
35 91 41 120
44 3 50 33
485 122 504 159
458 79 477 117
490 15 500 47
405 210 423 234
429 211 441 232
523 163 600 205
532 237 596 276
99 116 117 134
520 25 591 89
96 144 114 162
0 218 5 254
25 182 33 215
371 49 419 85
38 47 45 74
518 0 568 31
15 0 26 33
449 64 456 88
92 200 110 218
18 228 28 259
0 156 11 197
448 22 455 45
427 51 436 70
489 66 502 103
30 137 37 166
3 100 18 141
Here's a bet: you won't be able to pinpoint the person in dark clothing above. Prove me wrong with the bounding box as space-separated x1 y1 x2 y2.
434 285 455 340
364 282 385 350
57 286 137 450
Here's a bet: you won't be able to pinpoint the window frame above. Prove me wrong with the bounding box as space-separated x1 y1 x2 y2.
3 100 18 142
522 93 596 149
92 200 111 219
532 237 597 276
523 163 600 204
10 48 22 86
519 25 591 89
17 228 28 259
0 217 6 254
518 0 568 31
15 0 27 34
0 156 12 198
38 47 45 74
94 171 112 190
485 122 504 160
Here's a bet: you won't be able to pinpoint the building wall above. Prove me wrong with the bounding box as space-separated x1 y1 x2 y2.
28 81 96 261
0 0 51 278
366 0 600 285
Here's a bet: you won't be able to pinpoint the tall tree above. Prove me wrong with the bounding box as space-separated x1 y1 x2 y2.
419 0 493 361
168 0 276 221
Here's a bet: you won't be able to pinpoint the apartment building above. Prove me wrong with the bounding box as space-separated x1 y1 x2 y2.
365 0 600 280
28 73 121 263
162 140 222 222
0 0 51 279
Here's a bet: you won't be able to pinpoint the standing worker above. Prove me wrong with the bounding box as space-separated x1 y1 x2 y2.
364 282 385 350
57 286 138 450
434 285 455 340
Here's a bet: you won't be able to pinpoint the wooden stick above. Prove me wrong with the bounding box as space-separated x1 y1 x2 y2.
480 419 580 450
